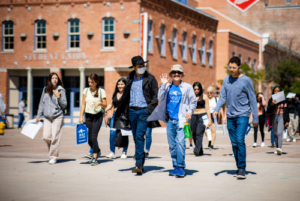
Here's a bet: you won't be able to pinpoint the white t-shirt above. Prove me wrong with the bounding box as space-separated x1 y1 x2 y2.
83 87 106 114
19 101 25 113
209 97 219 113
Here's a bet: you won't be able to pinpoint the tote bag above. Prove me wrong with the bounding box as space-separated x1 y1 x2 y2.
114 129 129 148
76 124 88 145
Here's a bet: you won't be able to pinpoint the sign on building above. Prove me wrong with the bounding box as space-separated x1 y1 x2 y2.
139 13 148 62
227 0 259 12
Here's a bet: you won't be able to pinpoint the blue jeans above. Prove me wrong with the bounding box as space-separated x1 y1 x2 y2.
110 111 128 154
145 127 152 152
270 128 275 145
18 113 24 128
129 108 150 165
227 116 249 171
166 119 186 168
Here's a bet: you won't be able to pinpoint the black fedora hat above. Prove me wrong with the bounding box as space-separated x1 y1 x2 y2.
129 55 149 68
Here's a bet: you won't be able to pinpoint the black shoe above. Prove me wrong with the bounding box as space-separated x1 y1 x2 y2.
145 152 149 160
91 158 98 166
210 145 214 150
237 170 246 179
133 163 143 175
193 150 199 156
208 141 211 147
233 170 238 177
271 144 275 148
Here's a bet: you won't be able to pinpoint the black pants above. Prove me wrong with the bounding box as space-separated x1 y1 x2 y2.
85 112 103 154
253 115 265 143
191 113 206 154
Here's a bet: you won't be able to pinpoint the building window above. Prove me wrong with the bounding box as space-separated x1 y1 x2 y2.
238 54 242 61
248 57 251 67
253 59 257 71
232 51 235 57
201 37 206 65
35 20 46 50
102 18 115 49
68 19 80 49
2 21 14 51
286 0 291 4
172 29 177 59
209 40 213 67
160 24 165 55
182 32 187 61
147 21 153 53
192 35 197 63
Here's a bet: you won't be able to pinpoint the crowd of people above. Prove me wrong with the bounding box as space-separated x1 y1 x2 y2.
3 55 299 179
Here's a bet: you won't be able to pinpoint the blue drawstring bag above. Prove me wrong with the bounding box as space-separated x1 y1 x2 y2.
76 124 88 145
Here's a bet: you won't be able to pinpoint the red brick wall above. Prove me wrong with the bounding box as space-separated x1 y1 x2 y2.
0 71 9 114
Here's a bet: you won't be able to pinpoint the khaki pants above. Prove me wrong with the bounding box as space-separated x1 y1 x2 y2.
288 114 299 140
43 115 64 160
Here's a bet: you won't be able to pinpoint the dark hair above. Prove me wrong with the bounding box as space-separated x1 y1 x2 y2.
272 86 282 95
45 73 64 97
296 94 300 99
256 92 264 110
112 78 127 99
228 56 241 67
193 82 203 101
88 73 100 98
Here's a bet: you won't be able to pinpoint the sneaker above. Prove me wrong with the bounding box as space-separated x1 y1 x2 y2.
145 152 149 160
121 152 127 159
276 148 282 155
169 167 179 176
286 138 290 142
106 152 116 159
274 150 277 154
293 139 296 142
253 142 257 147
176 168 185 178
84 153 93 159
237 170 246 179
271 144 275 148
49 159 56 165
261 142 265 147
210 145 214 150
189 145 193 149
133 163 143 175
91 158 98 166
193 150 199 156
233 170 238 177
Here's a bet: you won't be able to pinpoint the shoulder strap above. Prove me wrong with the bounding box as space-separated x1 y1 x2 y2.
99 88 102 100
42 87 46 102
215 97 218 104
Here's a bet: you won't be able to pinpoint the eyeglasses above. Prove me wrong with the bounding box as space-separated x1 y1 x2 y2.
227 66 238 70
171 71 182 75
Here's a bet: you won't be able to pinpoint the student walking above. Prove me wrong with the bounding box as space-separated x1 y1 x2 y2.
252 93 266 147
18 97 29 130
148 64 197 178
79 73 107 166
286 95 300 142
36 73 67 165
114 56 160 175
191 82 211 156
213 57 258 179
266 86 289 155
105 78 128 159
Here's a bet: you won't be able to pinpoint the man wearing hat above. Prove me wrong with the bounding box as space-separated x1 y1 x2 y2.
18 97 28 130
114 56 159 175
147 64 197 177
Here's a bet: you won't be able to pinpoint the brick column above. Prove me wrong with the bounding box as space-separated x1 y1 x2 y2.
0 69 9 114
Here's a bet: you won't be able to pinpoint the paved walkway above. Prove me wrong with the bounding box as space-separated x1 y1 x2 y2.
0 127 300 200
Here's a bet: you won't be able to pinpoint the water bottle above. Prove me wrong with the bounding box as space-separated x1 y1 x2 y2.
206 127 212 141
222 123 227 135
184 121 192 139
245 124 251 135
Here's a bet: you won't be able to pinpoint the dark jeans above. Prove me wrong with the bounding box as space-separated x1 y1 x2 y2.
227 116 249 171
145 127 152 152
85 112 103 154
18 113 24 128
129 108 149 165
191 113 206 154
253 115 265 143
110 111 128 153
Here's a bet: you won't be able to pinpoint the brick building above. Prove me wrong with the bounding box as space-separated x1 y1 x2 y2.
0 0 218 126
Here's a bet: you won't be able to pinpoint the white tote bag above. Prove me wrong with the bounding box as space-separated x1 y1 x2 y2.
283 129 287 140
21 119 43 139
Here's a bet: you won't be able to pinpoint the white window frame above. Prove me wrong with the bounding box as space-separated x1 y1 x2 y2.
209 40 213 67
35 20 47 51
172 28 177 59
182 32 187 61
201 37 206 65
2 21 14 51
160 24 165 56
192 35 197 63
248 57 251 67
68 19 80 50
147 20 153 53
102 18 115 50
253 59 257 71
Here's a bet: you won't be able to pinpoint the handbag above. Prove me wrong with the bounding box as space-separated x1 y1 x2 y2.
76 124 88 145
114 129 129 148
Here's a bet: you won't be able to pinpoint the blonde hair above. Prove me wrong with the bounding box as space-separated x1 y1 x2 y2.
207 86 215 93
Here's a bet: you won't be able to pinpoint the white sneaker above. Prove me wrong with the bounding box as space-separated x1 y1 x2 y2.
274 150 277 154
253 143 257 147
49 159 57 165
120 152 127 159
106 152 116 159
276 148 282 155
261 142 265 147
293 139 296 142
286 138 290 142
189 145 193 149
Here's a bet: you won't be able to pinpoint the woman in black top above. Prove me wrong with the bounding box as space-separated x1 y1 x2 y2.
105 78 128 159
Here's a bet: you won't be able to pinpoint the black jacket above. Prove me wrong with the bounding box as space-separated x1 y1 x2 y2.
266 97 289 127
287 98 300 118
113 70 160 129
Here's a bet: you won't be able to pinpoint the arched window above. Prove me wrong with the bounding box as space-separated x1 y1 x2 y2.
68 19 80 49
182 32 187 61
2 21 14 51
160 24 165 55
102 18 115 49
172 28 177 59
201 37 206 65
35 20 46 50
192 35 197 63
209 40 213 67
147 20 153 53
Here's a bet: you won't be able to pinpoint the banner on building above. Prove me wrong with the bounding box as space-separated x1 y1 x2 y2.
139 13 148 62
227 0 259 12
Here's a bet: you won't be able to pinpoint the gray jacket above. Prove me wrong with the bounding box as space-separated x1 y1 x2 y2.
147 81 197 128
37 85 67 120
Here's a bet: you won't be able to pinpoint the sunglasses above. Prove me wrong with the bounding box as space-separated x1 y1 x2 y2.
171 71 183 75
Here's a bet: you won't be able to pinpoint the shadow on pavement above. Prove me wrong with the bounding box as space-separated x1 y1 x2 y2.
126 156 162 159
0 145 12 147
163 169 199 176
119 166 165 173
266 152 287 155
80 159 113 164
28 159 76 164
214 170 257 176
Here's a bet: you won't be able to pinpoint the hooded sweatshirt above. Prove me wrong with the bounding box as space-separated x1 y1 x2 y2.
37 85 67 120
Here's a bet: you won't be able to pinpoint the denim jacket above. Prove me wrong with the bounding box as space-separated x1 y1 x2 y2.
147 81 197 128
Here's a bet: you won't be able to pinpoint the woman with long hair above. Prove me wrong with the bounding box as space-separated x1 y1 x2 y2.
105 78 128 159
191 82 211 156
79 73 107 166
36 73 67 165
266 86 289 155
252 92 266 147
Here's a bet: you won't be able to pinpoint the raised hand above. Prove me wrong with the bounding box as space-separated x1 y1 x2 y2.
53 89 61 98
160 73 170 85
